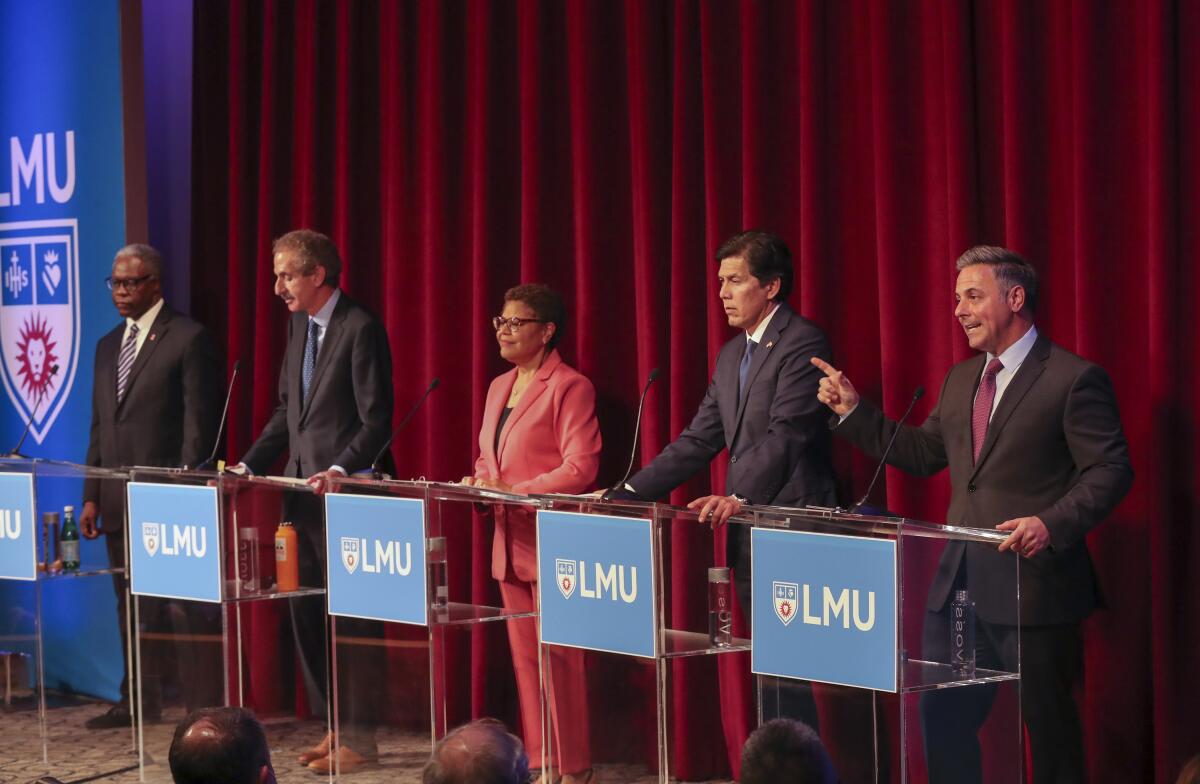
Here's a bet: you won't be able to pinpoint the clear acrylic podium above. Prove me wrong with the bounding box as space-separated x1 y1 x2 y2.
126 468 331 783
325 477 541 779
531 497 1022 784
0 458 136 778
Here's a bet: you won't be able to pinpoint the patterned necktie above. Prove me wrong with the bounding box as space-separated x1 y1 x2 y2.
971 357 1004 463
738 338 758 400
302 318 319 402
115 323 140 403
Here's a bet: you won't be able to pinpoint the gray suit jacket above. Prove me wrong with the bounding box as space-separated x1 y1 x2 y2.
626 304 838 546
83 305 223 531
837 333 1133 625
242 292 393 477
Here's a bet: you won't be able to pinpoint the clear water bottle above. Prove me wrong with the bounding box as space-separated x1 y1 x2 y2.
708 567 733 647
428 536 448 610
950 589 975 676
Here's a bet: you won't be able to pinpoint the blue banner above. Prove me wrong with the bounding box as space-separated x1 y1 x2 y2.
0 0 131 699
128 483 222 603
537 510 657 658
0 473 36 580
751 529 898 691
325 493 428 625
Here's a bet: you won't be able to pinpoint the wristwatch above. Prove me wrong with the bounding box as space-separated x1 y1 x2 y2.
731 493 751 505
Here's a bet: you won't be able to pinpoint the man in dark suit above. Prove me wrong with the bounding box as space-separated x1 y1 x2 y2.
815 245 1133 783
610 230 837 724
80 243 223 728
235 229 393 773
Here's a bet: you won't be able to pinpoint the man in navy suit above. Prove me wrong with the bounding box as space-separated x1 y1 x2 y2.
81 243 223 728
237 229 393 772
610 230 837 724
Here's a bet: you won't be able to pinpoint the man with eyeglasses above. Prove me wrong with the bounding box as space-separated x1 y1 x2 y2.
81 243 223 728
234 229 394 772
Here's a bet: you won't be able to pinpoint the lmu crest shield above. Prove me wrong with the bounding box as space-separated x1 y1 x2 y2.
341 537 360 574
0 220 80 445
556 559 576 600
773 581 799 626
142 522 161 557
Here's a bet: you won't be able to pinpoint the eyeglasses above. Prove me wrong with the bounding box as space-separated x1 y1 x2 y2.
492 316 545 332
105 275 157 292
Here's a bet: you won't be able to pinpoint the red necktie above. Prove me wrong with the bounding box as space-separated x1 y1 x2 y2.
971 358 1004 463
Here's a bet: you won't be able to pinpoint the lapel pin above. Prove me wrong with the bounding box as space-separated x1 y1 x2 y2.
149 333 157 341
765 341 774 350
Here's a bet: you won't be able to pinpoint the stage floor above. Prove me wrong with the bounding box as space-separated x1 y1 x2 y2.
2 701 725 783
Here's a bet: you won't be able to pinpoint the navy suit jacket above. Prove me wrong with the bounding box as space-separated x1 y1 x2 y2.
625 303 838 558
242 292 393 477
837 333 1133 625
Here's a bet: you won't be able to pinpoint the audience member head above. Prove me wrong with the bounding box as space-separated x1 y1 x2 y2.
1178 753 1200 784
740 718 837 784
422 718 529 784
168 707 275 784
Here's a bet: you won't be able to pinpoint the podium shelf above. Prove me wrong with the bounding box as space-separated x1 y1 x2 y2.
221 582 327 604
427 601 537 627
659 629 751 659
901 658 1020 693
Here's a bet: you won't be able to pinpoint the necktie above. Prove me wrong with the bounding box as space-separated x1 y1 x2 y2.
302 318 319 402
115 323 140 403
738 338 758 400
971 357 1004 463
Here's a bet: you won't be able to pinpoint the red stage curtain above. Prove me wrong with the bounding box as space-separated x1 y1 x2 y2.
191 2 1199 781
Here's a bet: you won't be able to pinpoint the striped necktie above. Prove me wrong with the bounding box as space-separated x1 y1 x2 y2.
971 357 1004 463
116 323 140 403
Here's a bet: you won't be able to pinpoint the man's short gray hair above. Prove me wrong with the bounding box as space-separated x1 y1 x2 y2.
955 245 1039 314
114 243 164 279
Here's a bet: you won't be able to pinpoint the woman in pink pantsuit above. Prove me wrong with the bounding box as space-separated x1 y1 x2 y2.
463 284 599 784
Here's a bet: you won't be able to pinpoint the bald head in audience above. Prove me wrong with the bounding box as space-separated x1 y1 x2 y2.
741 718 838 784
422 719 529 784
169 707 275 784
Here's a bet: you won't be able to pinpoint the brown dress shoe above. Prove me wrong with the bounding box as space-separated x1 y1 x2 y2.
297 731 332 765
307 745 372 774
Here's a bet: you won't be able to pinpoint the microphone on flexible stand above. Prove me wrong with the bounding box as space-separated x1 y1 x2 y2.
193 360 241 471
6 364 60 458
602 368 659 501
370 378 440 478
849 385 925 515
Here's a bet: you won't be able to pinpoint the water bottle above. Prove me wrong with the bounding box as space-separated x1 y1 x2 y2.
60 506 80 572
427 536 448 610
950 589 975 676
708 567 733 647
237 526 261 592
274 522 299 592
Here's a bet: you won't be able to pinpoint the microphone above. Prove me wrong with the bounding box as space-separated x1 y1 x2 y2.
602 368 659 500
194 360 240 471
370 377 440 477
6 364 60 458
850 385 925 514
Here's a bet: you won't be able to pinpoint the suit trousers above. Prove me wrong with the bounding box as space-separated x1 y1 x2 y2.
920 608 1085 784
285 492 381 754
104 528 161 715
498 576 591 775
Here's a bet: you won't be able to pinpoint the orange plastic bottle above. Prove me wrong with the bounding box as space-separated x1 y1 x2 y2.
275 522 299 592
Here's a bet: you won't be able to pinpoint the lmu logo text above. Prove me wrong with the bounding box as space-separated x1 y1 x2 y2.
341 537 413 576
0 508 21 538
142 522 208 558
556 560 638 604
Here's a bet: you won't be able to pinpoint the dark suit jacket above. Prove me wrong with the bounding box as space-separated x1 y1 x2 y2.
837 333 1133 626
242 292 393 477
625 303 838 558
83 304 223 531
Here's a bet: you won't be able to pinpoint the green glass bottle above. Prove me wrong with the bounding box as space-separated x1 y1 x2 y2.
60 505 80 572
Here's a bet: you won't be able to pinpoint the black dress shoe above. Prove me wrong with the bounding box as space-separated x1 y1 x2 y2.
84 704 162 729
